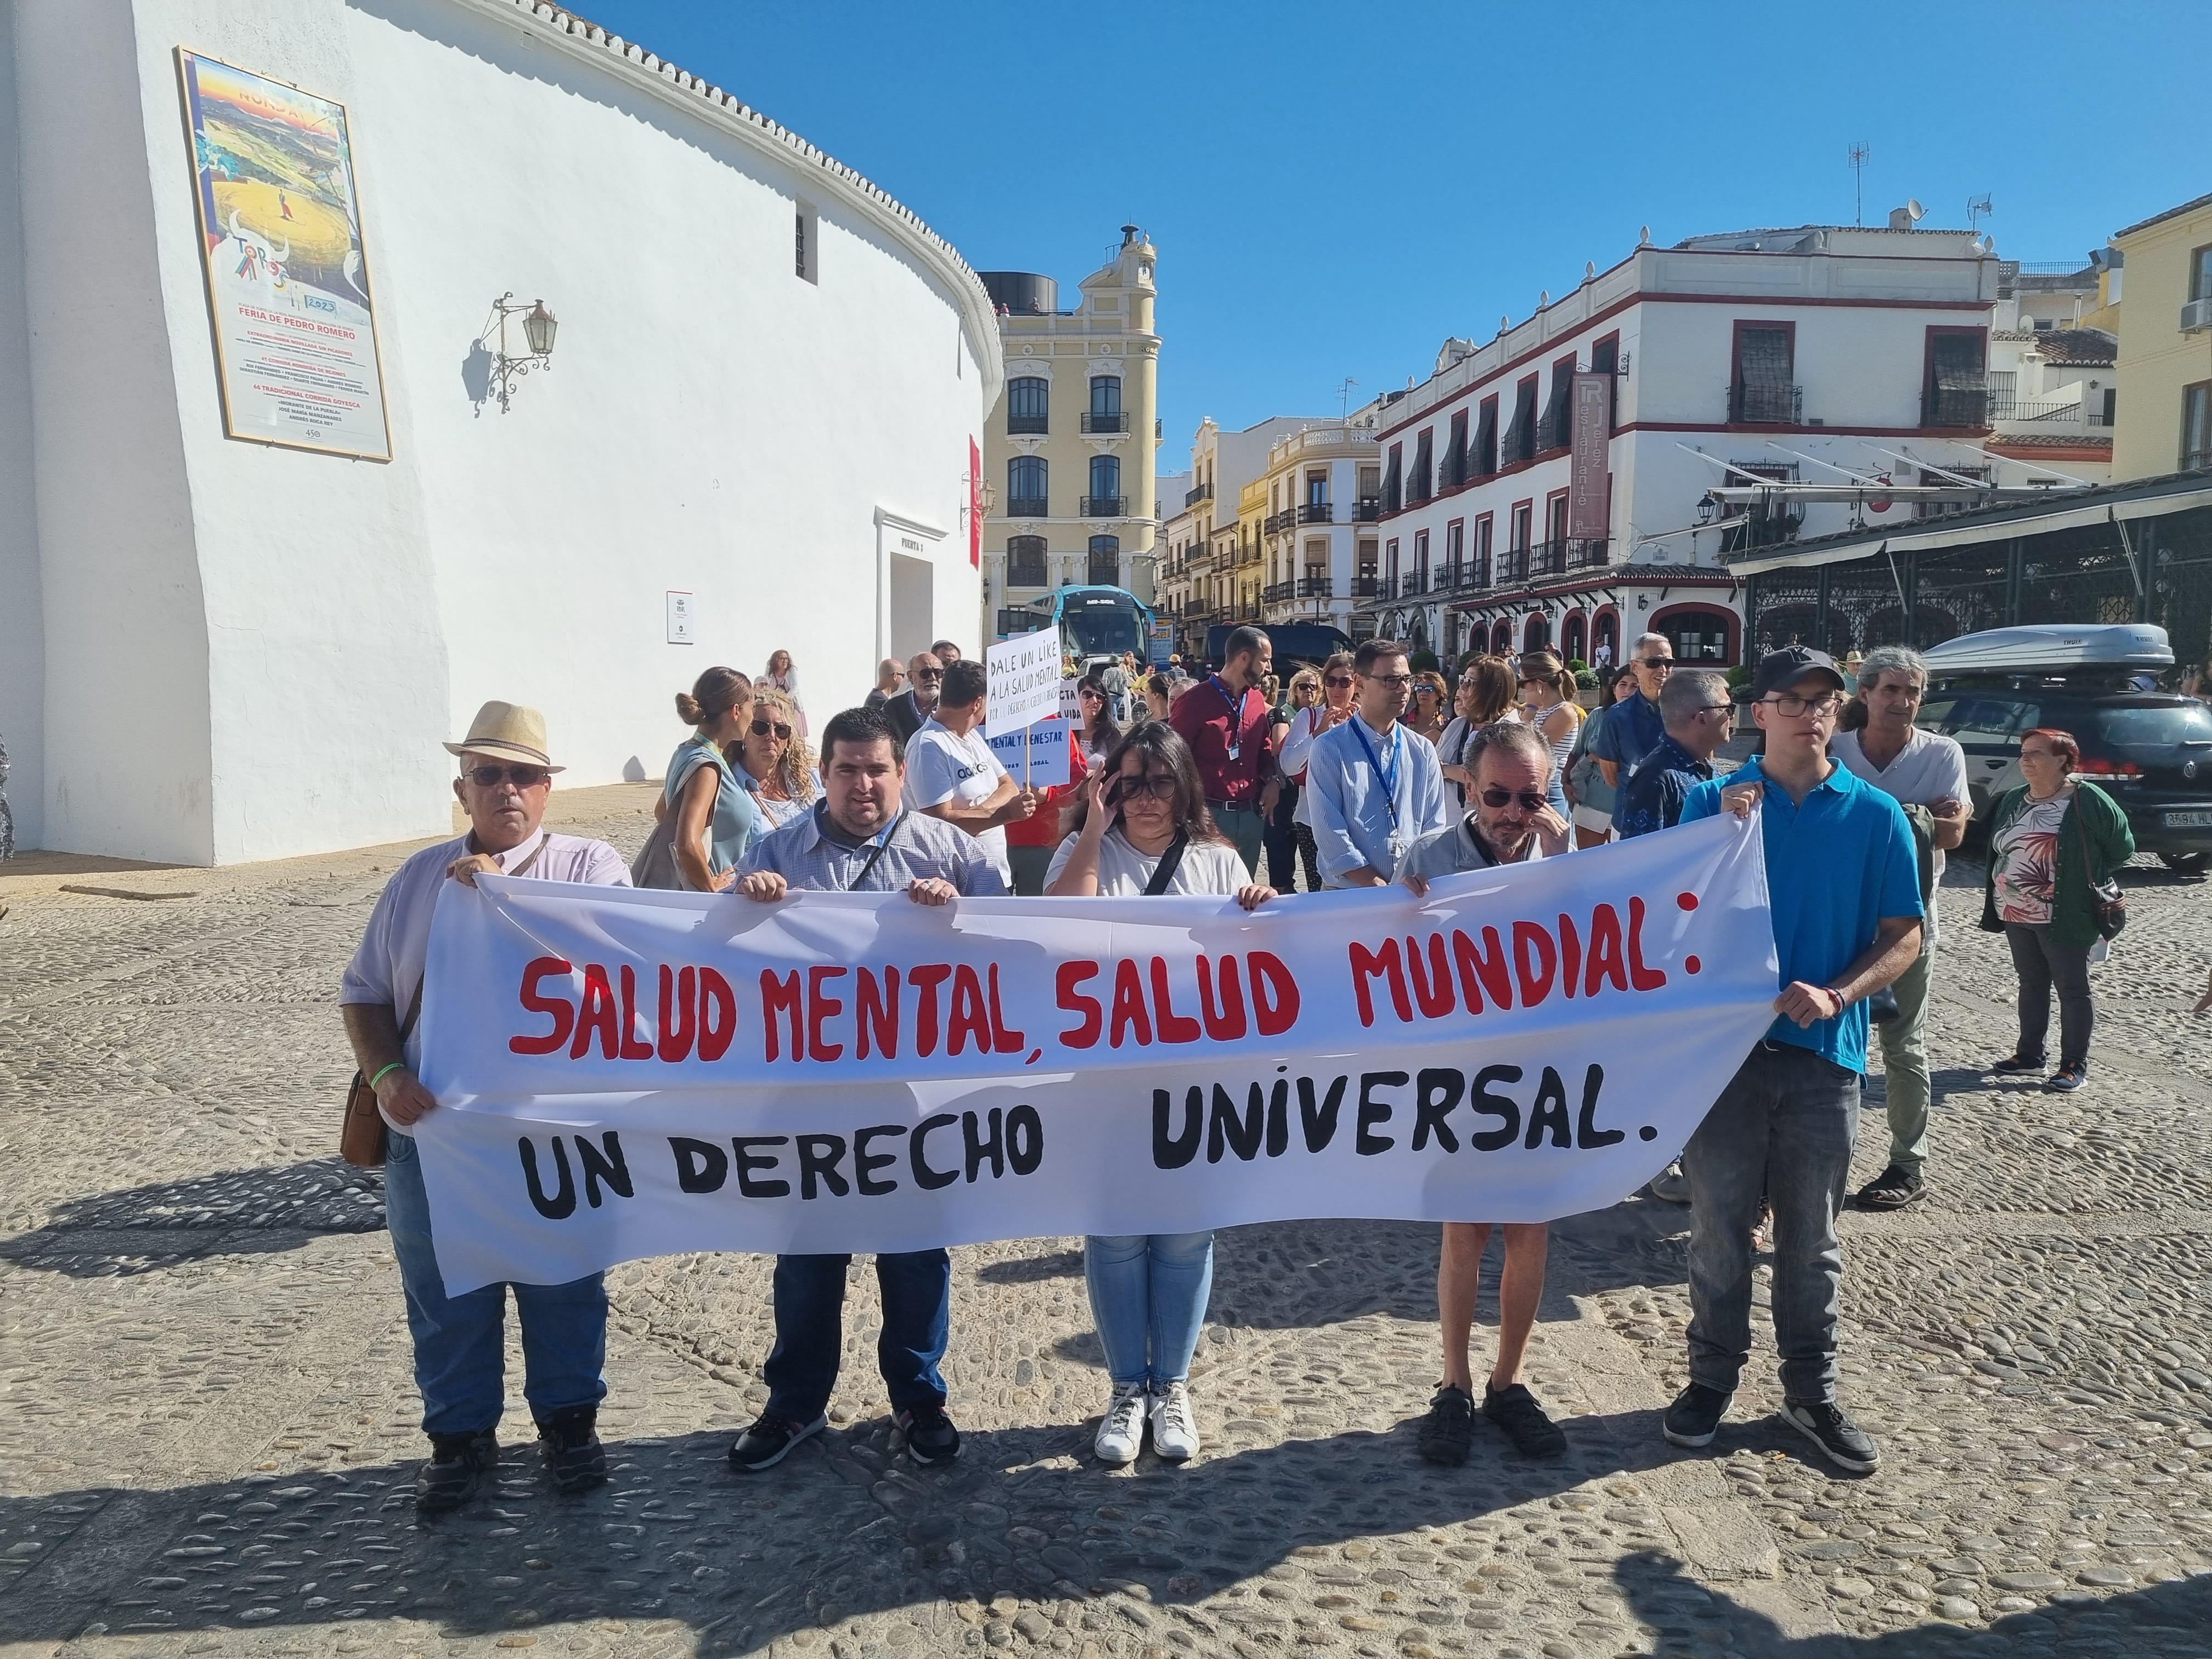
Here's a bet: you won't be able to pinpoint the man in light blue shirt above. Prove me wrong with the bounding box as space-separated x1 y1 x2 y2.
1662 647 1922 1477
1303 638 1449 887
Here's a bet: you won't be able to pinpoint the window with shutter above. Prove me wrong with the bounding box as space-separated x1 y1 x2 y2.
1383 444 1402 513
1731 325 1796 423
1444 410 1468 489
1925 330 1989 427
1503 379 1538 466
1410 430 1434 501
1539 356 1575 449
1474 396 1499 476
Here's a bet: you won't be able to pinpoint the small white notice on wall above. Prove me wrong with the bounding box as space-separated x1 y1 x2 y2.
666 591 695 645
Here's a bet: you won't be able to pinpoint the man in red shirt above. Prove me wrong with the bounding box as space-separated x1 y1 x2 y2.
1169 625 1276 873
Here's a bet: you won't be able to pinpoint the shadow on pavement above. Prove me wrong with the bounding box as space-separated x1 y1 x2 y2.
0 1158 385 1276
7 1426 2203 1655
1614 1548 2210 1659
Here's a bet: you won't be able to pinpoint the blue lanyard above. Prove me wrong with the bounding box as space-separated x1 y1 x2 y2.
1348 718 1402 825
1209 675 1247 761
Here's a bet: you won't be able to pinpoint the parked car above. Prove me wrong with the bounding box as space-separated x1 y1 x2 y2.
1915 679 2212 873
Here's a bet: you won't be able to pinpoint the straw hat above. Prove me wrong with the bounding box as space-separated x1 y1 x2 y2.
443 701 564 771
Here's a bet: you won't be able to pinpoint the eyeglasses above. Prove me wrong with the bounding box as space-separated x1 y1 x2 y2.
1367 673 1414 688
1635 657 1675 672
1479 787 1549 811
1079 687 1104 701
467 764 549 789
1112 772 1179 802
1764 692 1843 718
1694 704 1733 719
1324 675 1354 689
750 719 793 740
912 667 944 680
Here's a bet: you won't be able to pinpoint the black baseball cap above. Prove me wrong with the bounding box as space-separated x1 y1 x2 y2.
1751 646 1846 701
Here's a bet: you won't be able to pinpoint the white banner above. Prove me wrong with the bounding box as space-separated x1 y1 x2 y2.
414 818 1777 1294
985 627 1063 737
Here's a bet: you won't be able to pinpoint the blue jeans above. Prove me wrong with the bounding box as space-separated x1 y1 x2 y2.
382 1130 607 1437
763 1251 950 1422
1683 1042 1859 1403
1083 1232 1215 1390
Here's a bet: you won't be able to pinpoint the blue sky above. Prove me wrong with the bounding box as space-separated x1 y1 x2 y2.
590 1 2205 473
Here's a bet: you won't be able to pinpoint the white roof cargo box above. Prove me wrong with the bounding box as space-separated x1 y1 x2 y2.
1923 624 2172 676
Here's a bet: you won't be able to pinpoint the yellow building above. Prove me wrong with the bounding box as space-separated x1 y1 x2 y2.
979 227 1161 641
2111 193 2212 481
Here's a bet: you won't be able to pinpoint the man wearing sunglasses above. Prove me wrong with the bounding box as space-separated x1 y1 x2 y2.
883 651 946 744
1591 631 1674 789
1394 722 1571 1462
341 701 631 1513
1667 647 1923 1475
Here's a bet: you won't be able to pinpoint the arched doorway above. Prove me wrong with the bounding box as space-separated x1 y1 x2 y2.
1592 607 1620 667
1561 612 1587 664
1490 619 1514 654
1651 602 1741 665
1523 614 1550 654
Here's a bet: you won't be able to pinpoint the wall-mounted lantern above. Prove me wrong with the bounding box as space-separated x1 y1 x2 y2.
487 292 558 413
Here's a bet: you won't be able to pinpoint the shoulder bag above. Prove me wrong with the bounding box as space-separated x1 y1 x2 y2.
340 837 549 1167
1143 831 1192 896
2069 803 2127 941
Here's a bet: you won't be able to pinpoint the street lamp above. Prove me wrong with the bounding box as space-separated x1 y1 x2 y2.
487 292 558 413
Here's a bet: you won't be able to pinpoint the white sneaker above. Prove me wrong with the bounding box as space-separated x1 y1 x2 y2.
1149 1380 1200 1462
1094 1385 1147 1465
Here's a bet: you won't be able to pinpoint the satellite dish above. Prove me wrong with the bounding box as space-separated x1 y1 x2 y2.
1908 199 1925 222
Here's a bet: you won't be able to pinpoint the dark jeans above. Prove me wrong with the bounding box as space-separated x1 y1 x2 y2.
2004 921 2095 1066
1684 1042 1859 1403
763 1250 951 1423
1291 822 1323 893
1263 782 1300 890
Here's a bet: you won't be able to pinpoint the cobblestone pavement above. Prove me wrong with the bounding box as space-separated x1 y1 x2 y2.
3 785 2210 1659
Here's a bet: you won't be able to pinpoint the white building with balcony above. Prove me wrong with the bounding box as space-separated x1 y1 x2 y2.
1157 414 1332 656
1256 416 1384 639
1363 223 2022 669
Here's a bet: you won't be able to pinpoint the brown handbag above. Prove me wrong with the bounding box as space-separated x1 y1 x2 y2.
340 979 421 1169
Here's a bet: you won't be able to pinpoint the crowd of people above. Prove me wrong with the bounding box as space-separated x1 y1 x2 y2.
337 626 2177 1515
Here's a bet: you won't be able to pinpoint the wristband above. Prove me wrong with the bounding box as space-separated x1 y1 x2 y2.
1824 987 1848 1017
369 1060 406 1089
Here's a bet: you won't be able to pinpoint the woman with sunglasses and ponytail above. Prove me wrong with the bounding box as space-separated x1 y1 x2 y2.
1047 724 1274 1465
730 687 817 831
663 667 759 891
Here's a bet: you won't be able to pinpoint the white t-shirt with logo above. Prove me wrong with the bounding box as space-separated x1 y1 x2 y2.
906 718 1012 883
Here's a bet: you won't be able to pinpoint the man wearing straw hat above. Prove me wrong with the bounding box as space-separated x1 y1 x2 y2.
340 701 630 1511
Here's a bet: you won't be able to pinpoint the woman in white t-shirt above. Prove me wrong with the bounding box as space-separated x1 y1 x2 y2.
1046 724 1274 1467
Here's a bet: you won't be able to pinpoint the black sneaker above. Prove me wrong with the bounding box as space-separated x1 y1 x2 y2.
414 1429 499 1512
1991 1053 2046 1076
1780 1398 1880 1474
727 1410 825 1471
895 1403 961 1465
1416 1384 1475 1466
1852 1165 1926 1211
1662 1383 1731 1449
2046 1061 2088 1093
537 1405 607 1493
1482 1383 1566 1458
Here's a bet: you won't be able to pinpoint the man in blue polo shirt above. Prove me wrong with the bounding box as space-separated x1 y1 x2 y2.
1663 646 1922 1474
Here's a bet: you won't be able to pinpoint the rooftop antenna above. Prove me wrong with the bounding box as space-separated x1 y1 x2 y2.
1847 142 1870 225
1337 377 1358 423
1967 193 1993 233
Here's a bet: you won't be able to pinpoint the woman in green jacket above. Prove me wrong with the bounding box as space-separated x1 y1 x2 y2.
1979 727 2135 1092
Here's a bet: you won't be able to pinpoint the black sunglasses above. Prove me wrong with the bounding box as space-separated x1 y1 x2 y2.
1479 787 1548 811
750 719 793 740
1110 772 1178 803
912 666 945 680
1324 675 1354 689
467 764 549 789
1635 657 1674 672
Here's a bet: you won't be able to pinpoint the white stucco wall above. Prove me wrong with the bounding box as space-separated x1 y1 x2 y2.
2 0 998 864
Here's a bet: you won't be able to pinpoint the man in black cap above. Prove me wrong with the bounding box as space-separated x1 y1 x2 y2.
1664 646 1923 1474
